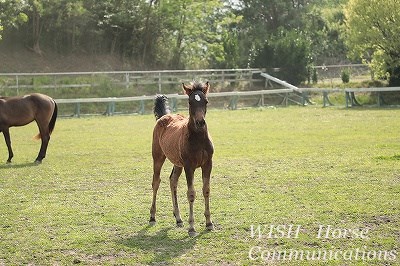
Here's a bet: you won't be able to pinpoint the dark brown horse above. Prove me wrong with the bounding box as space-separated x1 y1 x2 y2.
0 93 57 164
150 81 214 236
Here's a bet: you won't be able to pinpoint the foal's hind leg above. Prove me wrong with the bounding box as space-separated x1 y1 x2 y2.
2 129 14 163
169 166 183 227
149 153 166 225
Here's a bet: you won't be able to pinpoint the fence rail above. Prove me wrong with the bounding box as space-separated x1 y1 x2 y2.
2 68 399 116
54 86 400 117
311 63 371 83
0 68 264 94
55 89 294 117
344 87 400 107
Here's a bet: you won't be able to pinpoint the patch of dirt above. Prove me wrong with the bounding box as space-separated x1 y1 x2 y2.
0 44 133 73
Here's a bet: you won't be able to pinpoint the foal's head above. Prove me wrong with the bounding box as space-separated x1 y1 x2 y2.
183 81 210 131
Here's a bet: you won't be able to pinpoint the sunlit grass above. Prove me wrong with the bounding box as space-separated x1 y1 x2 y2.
0 107 399 265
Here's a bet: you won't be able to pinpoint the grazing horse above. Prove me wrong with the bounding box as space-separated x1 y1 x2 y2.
0 93 57 164
150 81 214 236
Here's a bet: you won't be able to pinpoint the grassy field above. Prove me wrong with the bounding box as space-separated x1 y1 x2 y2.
0 107 399 265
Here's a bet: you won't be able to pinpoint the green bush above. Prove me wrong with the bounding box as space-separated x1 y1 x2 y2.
341 69 350 83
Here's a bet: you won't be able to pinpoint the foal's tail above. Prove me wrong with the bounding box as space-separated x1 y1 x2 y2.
153 94 170 120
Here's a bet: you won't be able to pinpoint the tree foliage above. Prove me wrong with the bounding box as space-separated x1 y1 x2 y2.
253 30 311 85
345 0 400 85
0 0 351 84
237 0 326 85
0 0 28 39
0 0 240 69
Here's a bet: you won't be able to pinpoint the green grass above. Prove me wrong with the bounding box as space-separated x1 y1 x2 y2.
0 107 399 265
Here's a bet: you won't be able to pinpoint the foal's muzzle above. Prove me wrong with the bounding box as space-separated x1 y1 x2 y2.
195 119 206 128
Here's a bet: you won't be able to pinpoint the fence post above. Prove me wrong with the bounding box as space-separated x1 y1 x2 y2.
16 75 19 95
125 73 130 89
53 75 57 94
229 95 238 110
106 100 116 115
75 102 81 118
171 98 177 112
285 93 288 106
139 100 145 114
377 92 382 106
158 72 162 93
345 91 350 107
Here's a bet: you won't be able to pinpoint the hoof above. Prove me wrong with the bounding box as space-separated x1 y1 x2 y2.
6 160 12 164
149 218 156 226
34 160 42 165
188 229 198 237
206 222 214 231
176 220 184 228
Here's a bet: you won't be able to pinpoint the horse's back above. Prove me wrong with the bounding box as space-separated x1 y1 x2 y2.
153 114 188 166
0 93 55 127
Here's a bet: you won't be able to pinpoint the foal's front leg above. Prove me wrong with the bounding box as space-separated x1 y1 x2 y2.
170 166 183 227
149 154 166 225
184 165 197 237
202 159 214 231
2 129 14 163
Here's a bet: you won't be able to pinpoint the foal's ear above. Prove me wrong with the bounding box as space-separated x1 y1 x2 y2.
202 81 210 95
182 83 193 95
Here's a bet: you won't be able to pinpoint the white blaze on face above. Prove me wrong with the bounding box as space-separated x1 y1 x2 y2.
195 94 201 102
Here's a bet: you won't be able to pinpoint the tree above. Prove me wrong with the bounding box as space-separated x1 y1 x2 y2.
237 0 315 84
253 30 311 85
1 0 351 72
345 0 400 85
0 0 28 40
27 0 46 54
302 5 347 65
158 0 241 69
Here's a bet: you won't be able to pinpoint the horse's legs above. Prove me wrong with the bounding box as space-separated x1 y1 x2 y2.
169 166 183 227
2 129 14 163
149 153 166 225
35 121 50 163
202 160 214 230
184 166 197 236
35 135 50 163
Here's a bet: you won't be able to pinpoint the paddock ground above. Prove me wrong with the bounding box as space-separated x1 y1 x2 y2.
0 107 399 265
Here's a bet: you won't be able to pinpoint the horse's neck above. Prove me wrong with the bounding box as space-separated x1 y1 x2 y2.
187 121 209 140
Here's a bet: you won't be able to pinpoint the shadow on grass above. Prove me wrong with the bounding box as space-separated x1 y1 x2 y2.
375 154 400 161
120 225 203 264
0 162 39 169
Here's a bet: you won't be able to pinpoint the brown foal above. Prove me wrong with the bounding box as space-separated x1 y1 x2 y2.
150 81 214 236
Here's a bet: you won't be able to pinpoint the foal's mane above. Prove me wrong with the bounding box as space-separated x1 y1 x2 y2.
191 81 208 92
184 81 209 96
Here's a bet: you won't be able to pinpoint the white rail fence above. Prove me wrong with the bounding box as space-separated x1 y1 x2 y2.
0 68 264 94
54 86 400 117
1 68 399 117
55 89 294 117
